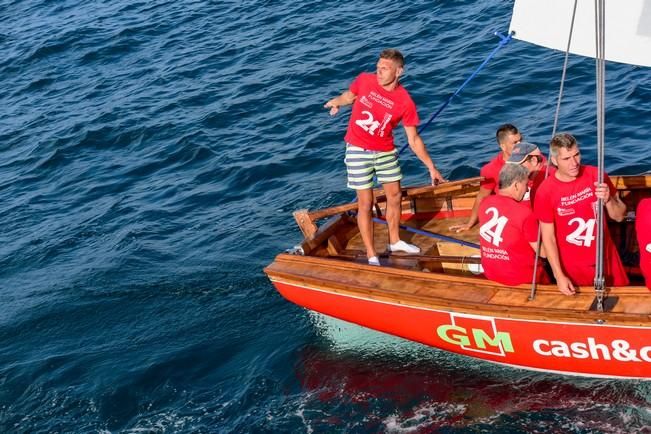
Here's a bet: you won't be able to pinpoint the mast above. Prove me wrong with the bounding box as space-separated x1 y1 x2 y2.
594 0 606 310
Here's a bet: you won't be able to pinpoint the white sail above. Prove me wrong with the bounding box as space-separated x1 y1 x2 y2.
509 0 651 67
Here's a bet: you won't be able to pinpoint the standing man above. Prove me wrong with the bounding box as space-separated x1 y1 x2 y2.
534 133 629 295
636 198 651 290
450 124 521 233
479 164 549 285
324 49 445 266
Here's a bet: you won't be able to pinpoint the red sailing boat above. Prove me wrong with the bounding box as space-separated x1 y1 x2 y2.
264 0 651 379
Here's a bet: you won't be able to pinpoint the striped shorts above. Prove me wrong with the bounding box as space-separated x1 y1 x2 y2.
344 144 402 190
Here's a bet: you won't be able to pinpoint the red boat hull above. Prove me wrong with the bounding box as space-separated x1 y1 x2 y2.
273 280 651 379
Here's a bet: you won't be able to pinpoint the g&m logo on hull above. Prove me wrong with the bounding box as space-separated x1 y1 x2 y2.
437 313 514 357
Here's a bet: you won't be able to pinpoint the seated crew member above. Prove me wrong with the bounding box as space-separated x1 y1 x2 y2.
506 142 555 204
479 163 549 285
450 124 521 233
534 133 629 295
636 198 651 290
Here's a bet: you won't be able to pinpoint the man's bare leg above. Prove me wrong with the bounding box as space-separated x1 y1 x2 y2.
383 181 420 254
383 181 402 245
356 188 376 259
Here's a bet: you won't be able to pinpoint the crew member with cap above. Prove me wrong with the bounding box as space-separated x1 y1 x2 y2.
636 198 651 290
506 142 554 205
451 124 522 233
534 133 629 295
478 164 549 285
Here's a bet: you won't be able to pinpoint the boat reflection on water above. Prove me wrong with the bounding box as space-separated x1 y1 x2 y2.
292 313 651 431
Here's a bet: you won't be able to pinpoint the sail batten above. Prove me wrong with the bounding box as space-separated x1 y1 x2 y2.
509 0 651 67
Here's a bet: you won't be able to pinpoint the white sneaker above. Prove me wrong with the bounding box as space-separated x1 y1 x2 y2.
388 240 421 254
368 256 380 266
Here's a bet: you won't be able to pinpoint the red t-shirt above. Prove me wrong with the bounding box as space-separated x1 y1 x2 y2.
523 159 555 205
343 73 419 152
534 165 629 286
479 153 505 193
636 198 651 290
482 155 555 203
479 194 548 285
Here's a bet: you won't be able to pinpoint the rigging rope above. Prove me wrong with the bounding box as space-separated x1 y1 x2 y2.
372 217 480 249
397 31 514 156
529 0 579 301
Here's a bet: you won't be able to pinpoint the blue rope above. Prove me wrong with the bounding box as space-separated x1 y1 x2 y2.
398 31 514 156
372 217 480 249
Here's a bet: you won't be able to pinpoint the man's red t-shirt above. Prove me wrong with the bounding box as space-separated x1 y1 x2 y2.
523 159 555 205
636 198 651 290
344 73 419 152
481 155 555 203
534 165 629 286
479 194 548 285
479 153 505 193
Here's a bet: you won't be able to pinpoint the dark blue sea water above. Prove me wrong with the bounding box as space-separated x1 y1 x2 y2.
1 0 650 432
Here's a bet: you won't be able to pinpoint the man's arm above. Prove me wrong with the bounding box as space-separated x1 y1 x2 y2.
324 91 356 116
594 182 626 222
450 187 491 233
528 241 546 258
403 125 445 184
540 221 576 295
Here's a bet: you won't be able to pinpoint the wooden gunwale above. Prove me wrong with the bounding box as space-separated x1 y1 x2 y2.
267 253 651 296
612 175 651 189
303 174 647 226
303 177 482 223
265 254 651 326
